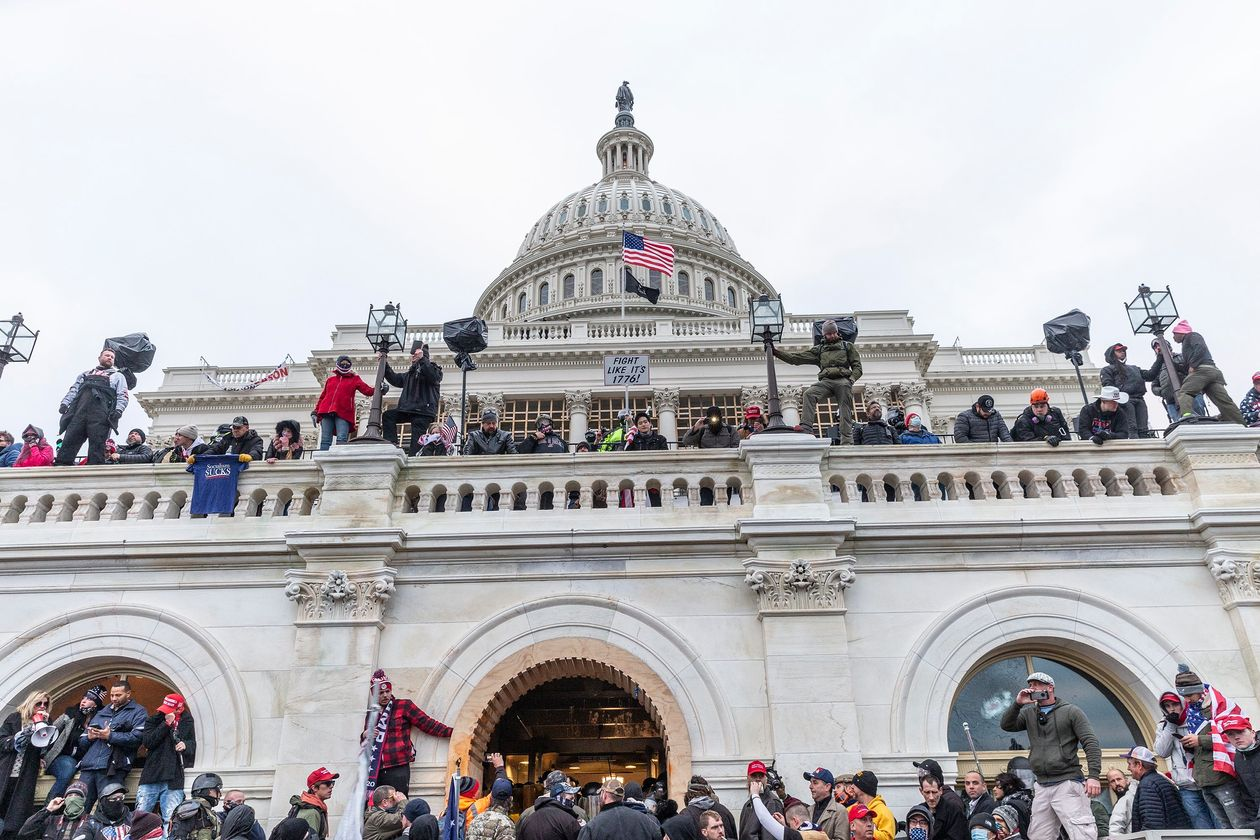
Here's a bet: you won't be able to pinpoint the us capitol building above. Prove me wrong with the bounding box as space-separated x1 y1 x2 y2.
1 87 1258 829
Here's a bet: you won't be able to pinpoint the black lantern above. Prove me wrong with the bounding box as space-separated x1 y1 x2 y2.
351 302 408 444
1124 285 1182 392
750 294 793 433
0 313 39 383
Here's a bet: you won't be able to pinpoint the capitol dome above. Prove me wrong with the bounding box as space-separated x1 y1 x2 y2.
475 88 776 322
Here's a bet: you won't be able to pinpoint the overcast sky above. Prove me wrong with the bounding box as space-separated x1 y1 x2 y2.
2 2 1258 439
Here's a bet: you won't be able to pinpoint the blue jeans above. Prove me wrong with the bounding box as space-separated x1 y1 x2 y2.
1164 397 1206 422
44 753 78 803
319 415 351 450
77 768 126 811
1179 787 1218 829
136 782 185 833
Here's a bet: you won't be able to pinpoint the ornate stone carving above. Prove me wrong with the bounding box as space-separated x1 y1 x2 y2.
478 392 505 417
741 385 768 410
284 568 397 624
900 382 931 406
565 389 593 414
744 558 855 614
779 385 806 412
862 382 893 407
932 416 951 434
1207 550 1260 605
652 387 679 414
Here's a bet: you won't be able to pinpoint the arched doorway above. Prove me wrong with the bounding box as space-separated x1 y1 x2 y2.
470 658 667 811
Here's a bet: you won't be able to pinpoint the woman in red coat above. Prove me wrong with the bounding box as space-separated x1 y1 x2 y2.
314 356 374 450
14 425 54 467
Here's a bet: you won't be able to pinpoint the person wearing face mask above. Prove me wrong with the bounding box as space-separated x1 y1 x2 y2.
18 781 91 840
168 772 224 840
42 686 106 803
903 804 934 840
382 342 444 456
1011 390 1071 446
519 782 582 840
265 421 305 463
520 415 570 454
898 414 940 445
364 786 410 840
989 806 1022 840
79 783 139 840
219 792 265 840
682 406 739 449
313 355 375 450
221 804 259 840
13 426 54 468
966 813 1000 840
137 694 197 835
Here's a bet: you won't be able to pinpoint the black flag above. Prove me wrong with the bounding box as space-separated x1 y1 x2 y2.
624 268 660 304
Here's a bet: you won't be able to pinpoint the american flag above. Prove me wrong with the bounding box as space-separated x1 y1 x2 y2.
622 231 674 276
439 415 458 449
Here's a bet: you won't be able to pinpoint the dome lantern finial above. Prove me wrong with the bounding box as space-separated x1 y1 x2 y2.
600 81 652 178
615 80 635 127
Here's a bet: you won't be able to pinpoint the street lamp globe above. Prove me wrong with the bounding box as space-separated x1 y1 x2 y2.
366 302 408 353
750 295 785 343
1125 285 1179 335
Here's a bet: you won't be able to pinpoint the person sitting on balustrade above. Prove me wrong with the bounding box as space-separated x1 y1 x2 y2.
1011 389 1071 447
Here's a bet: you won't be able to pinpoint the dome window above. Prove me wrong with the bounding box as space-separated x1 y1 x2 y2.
557 206 568 224
662 198 674 216
703 277 715 301
563 274 575 300
726 286 737 308
681 204 694 222
618 193 631 212
699 211 710 231
641 194 652 212
577 200 588 218
590 268 604 295
597 195 609 214
677 271 690 297
500 303 508 320
540 215 550 236
648 269 662 289
518 292 528 314
539 281 550 306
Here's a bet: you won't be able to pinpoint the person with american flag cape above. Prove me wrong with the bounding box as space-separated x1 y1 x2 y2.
362 670 453 798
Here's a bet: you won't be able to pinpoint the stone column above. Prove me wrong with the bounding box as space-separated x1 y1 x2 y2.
653 387 680 445
862 381 893 411
741 385 768 416
900 382 933 428
779 385 805 428
738 434 862 784
566 389 592 445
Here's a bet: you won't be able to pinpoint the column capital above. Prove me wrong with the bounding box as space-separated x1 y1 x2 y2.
779 384 806 412
284 567 398 627
900 381 931 404
741 385 769 410
743 557 856 616
861 381 893 406
652 387 680 413
565 389 593 413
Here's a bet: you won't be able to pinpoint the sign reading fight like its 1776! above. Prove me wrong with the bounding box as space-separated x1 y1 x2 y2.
604 354 650 386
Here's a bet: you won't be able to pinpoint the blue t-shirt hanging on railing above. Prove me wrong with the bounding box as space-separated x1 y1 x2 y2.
186 454 249 515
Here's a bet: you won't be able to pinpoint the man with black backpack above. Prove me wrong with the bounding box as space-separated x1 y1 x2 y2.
170 773 224 840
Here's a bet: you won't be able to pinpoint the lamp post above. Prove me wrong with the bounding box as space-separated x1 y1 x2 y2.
350 302 408 444
750 295 795 433
0 313 39 383
1124 284 1182 392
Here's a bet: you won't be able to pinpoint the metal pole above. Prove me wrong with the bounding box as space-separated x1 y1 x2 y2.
354 347 389 442
961 722 984 776
763 331 786 430
1153 330 1182 393
459 361 470 454
1068 353 1090 408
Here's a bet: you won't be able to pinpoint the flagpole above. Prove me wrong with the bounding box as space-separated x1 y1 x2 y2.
619 234 629 420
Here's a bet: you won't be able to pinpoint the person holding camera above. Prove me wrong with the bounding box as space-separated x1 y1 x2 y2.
1077 387 1131 445
382 343 444 456
1011 389 1071 446
520 415 569 454
999 672 1101 840
683 406 738 449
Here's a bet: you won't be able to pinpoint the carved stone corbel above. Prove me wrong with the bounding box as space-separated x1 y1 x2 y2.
284 567 398 626
743 557 856 616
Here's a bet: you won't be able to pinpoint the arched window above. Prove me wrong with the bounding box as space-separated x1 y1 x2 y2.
500 303 508 320
540 215 550 236
726 286 737 308
518 292 528 314
577 200 588 218
590 268 604 296
681 204 694 222
648 269 662 289
699 211 710 231
703 277 715 301
677 271 690 296
557 206 568 224
641 194 652 212
662 198 674 216
563 274 575 300
948 653 1145 754
596 195 609 214
618 193 631 212
539 281 550 306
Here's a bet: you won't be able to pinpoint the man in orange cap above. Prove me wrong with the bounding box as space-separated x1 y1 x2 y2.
1011 389 1070 447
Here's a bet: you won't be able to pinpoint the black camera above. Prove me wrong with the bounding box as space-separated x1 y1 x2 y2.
585 430 598 445
764 760 785 795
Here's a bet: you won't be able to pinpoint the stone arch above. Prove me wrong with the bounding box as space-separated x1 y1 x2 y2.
891 585 1186 754
0 604 252 766
414 594 738 798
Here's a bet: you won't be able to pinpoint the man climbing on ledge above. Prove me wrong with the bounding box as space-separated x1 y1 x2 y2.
363 670 453 798
772 319 862 441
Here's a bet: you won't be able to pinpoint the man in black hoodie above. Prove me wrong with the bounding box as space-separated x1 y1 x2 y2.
111 429 153 464
382 342 443 455
1101 343 1149 437
1077 388 1131 445
207 417 265 460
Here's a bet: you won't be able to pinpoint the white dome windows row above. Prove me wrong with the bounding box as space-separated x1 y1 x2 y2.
492 263 746 320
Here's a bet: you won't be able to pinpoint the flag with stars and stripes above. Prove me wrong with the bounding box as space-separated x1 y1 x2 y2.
622 231 675 276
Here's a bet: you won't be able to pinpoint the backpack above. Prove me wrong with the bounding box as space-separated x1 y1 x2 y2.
169 800 220 840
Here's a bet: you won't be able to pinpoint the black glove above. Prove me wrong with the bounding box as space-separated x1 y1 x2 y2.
379 382 390 395
58 404 67 414
1046 435 1060 447
109 411 122 428
1091 434 1106 445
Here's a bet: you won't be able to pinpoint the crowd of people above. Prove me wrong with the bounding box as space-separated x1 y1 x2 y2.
2 320 1258 471
6 667 1260 840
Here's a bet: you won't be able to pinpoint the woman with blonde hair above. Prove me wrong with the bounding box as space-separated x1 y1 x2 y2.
0 689 52 840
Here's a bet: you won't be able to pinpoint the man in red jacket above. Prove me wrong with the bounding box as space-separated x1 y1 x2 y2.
363 670 452 797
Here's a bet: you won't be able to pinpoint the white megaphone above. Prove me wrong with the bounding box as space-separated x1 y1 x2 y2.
29 709 55 749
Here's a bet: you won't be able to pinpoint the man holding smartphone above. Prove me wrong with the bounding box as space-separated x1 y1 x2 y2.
76 680 148 811
1000 672 1101 840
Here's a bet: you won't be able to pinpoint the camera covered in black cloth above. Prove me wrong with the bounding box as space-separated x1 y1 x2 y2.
443 317 488 355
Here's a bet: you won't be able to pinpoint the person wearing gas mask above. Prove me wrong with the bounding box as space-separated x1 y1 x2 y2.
682 406 739 450
168 772 224 840
42 686 106 803
520 415 569 454
0 691 53 839
519 780 583 840
999 672 1102 840
18 780 91 840
54 347 129 466
137 694 196 834
1011 389 1071 446
382 342 444 456
314 355 375 450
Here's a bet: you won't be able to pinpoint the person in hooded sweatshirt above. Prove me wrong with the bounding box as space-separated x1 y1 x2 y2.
682 777 737 840
519 782 582 840
382 342 444 456
1078 387 1132 445
111 429 153 464
1010 389 1071 446
1100 343 1149 437
405 798 439 840
18 781 92 840
313 355 375 450
222 805 260 840
13 426 54 467
265 420 305 462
